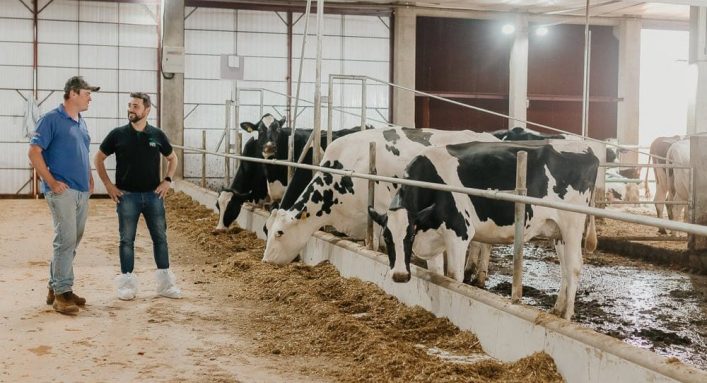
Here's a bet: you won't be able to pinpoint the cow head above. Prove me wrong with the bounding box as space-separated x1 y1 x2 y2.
240 114 286 159
213 188 250 233
368 204 424 283
261 209 312 264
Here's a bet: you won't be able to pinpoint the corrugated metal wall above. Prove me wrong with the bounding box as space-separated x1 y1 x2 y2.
1 2 390 193
184 7 288 188
0 0 34 194
183 7 390 189
0 0 159 195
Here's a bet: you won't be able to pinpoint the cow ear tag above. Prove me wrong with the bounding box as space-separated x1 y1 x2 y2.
240 122 255 133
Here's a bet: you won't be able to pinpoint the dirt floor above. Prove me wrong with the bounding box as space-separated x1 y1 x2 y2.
0 194 563 383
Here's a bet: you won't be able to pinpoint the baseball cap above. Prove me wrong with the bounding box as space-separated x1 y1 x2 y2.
64 76 100 93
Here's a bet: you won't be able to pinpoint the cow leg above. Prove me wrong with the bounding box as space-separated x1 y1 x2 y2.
465 242 491 287
552 222 584 320
426 254 445 276
552 239 568 317
473 243 492 288
464 242 480 283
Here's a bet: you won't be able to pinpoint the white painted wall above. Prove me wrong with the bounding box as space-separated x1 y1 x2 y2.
0 0 159 195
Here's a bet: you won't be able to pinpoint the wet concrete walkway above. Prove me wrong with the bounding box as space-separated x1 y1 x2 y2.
484 243 707 370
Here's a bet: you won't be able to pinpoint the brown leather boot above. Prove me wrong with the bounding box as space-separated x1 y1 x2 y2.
52 292 79 315
47 289 86 306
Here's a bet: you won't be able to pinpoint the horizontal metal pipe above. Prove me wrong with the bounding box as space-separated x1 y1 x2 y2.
601 162 690 169
604 200 689 205
598 236 686 242
172 144 707 237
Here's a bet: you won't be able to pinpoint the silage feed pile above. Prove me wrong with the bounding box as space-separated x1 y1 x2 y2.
166 192 563 383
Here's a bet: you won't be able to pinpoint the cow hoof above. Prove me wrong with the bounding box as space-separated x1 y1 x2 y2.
471 278 486 289
211 228 226 235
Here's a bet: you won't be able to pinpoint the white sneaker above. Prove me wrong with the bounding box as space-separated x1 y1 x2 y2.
155 269 182 299
115 273 138 300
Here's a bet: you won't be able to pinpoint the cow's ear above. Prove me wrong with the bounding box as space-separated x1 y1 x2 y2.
414 203 436 228
278 117 286 127
232 190 251 199
367 206 387 227
240 122 256 133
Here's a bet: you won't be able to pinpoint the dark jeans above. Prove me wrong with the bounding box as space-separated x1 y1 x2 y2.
117 192 169 274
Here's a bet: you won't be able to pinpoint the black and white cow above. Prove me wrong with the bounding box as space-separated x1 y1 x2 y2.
262 126 499 265
492 126 566 141
214 113 365 232
605 168 640 206
368 141 599 319
214 136 269 232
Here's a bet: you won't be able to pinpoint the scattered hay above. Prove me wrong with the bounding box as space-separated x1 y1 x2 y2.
166 192 563 382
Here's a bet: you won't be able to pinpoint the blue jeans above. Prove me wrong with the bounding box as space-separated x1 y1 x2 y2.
117 192 170 274
45 189 90 295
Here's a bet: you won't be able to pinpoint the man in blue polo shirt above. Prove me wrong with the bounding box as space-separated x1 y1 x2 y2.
28 76 99 315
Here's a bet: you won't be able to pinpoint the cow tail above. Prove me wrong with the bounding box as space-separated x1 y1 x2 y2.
584 214 597 253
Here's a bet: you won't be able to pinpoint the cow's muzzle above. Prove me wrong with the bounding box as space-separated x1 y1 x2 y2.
262 142 276 159
392 271 411 283
211 227 228 235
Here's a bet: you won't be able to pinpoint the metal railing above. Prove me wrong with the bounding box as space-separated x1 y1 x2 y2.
172 143 707 238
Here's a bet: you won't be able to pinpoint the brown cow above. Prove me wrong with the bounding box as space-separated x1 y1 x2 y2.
648 135 682 233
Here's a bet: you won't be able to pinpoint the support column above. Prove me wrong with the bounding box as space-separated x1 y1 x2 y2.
689 135 707 272
687 6 707 135
616 18 641 164
392 6 416 128
161 0 185 178
688 7 707 272
508 14 528 130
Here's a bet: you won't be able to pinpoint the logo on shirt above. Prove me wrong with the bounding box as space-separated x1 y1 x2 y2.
148 140 157 148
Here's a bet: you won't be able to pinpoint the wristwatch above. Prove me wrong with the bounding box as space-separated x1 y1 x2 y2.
164 176 172 183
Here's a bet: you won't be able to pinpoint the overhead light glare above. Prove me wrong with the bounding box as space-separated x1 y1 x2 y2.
502 24 515 35
536 26 549 36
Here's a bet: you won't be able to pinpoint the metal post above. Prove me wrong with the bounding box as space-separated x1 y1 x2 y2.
312 0 323 165
235 131 242 171
289 0 313 180
367 141 376 249
234 92 240 174
581 0 592 138
361 78 367 131
224 99 232 185
201 130 206 188
512 151 528 304
327 74 334 148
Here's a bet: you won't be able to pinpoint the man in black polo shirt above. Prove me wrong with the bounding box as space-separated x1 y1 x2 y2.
94 92 181 300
